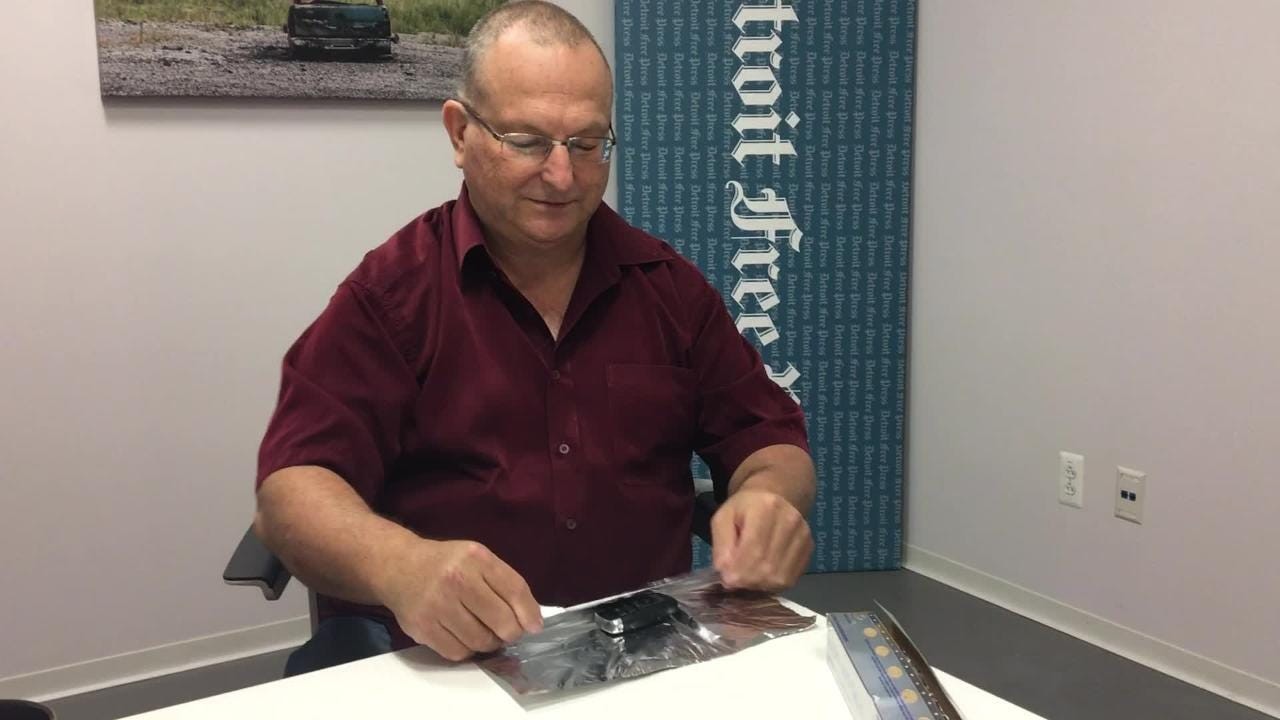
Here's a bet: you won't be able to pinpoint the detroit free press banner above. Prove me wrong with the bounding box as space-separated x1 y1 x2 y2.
615 0 917 572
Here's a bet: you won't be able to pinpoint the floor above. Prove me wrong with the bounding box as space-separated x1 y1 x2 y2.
44 570 1274 720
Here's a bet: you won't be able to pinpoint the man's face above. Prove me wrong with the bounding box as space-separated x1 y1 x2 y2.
450 30 614 251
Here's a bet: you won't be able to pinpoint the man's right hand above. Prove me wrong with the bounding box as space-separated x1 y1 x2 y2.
379 539 543 661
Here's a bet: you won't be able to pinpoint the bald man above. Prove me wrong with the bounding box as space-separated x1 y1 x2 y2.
254 0 815 675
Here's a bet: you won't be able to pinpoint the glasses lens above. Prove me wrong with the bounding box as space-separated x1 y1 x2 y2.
567 137 614 164
499 134 615 165
502 134 552 157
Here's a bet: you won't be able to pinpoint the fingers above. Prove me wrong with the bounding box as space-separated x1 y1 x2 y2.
720 498 778 589
716 492 812 591
414 621 472 662
482 558 544 634
776 516 815 587
462 580 525 645
450 544 540 647
392 540 543 663
440 602 503 655
754 500 810 589
710 503 741 572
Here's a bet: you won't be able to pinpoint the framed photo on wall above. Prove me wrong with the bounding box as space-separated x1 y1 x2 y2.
94 0 504 100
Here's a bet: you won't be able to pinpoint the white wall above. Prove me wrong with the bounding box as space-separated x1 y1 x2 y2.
908 0 1280 709
0 0 611 697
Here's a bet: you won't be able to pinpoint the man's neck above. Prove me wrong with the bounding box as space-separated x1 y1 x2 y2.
484 229 587 291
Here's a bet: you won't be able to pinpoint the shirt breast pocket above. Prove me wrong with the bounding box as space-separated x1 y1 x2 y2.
606 363 698 485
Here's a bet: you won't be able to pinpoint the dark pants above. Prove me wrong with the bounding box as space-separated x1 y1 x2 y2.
284 616 394 677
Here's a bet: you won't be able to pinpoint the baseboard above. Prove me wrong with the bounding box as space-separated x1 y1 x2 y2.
904 544 1280 719
0 615 311 703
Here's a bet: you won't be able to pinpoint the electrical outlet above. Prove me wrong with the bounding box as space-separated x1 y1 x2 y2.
1115 466 1146 524
1058 451 1084 508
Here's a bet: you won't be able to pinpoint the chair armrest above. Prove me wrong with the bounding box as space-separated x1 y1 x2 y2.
692 490 719 545
223 526 292 601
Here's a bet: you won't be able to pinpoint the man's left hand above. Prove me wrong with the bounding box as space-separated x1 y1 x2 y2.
710 488 814 592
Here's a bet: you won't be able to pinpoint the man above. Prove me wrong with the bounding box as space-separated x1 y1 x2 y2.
255 1 816 675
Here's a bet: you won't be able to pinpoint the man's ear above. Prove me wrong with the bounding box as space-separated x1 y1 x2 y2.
442 99 468 169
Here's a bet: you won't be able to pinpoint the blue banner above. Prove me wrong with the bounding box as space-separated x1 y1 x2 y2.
616 0 917 571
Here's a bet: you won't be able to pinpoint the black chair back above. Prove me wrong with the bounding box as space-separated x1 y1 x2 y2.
0 700 54 720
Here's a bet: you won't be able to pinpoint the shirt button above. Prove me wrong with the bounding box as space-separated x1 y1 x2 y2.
565 518 578 530
550 369 561 381
557 442 571 456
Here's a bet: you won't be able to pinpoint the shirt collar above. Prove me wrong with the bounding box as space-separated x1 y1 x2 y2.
450 183 673 278
450 184 490 274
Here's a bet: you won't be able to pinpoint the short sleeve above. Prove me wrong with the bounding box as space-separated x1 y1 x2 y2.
256 280 418 504
683 270 809 496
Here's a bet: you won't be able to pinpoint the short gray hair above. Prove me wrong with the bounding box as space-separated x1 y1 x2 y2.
458 0 611 106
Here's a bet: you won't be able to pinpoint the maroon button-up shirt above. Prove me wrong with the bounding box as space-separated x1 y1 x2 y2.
258 186 807 647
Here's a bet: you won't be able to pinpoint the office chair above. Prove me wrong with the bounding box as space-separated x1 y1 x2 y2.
0 700 54 720
222 490 723 626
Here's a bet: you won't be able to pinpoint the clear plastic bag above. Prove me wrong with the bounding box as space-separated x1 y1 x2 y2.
477 568 816 701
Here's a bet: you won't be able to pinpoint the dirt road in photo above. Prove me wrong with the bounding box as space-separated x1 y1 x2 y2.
96 20 462 100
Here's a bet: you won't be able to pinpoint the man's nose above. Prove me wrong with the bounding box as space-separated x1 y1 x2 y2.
541 144 575 192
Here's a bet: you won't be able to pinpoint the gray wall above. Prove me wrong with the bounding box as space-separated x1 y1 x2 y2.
909 0 1279 692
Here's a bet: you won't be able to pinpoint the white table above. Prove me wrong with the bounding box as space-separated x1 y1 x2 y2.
125 612 1046 719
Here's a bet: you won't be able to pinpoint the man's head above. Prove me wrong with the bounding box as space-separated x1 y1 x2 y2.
443 1 614 253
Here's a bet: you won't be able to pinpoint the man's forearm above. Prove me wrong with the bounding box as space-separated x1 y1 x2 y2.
726 443 817 513
253 465 417 606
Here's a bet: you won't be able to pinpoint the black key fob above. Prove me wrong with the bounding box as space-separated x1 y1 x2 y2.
593 590 679 635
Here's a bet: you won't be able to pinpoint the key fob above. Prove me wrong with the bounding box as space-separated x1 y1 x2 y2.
593 590 679 636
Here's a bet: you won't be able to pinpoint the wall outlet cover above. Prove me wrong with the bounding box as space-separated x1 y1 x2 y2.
1059 451 1084 508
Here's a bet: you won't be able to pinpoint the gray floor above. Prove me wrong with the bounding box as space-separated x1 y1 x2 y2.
43 570 1273 720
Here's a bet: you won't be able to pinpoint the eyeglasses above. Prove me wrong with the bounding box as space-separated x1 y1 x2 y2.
457 99 616 165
